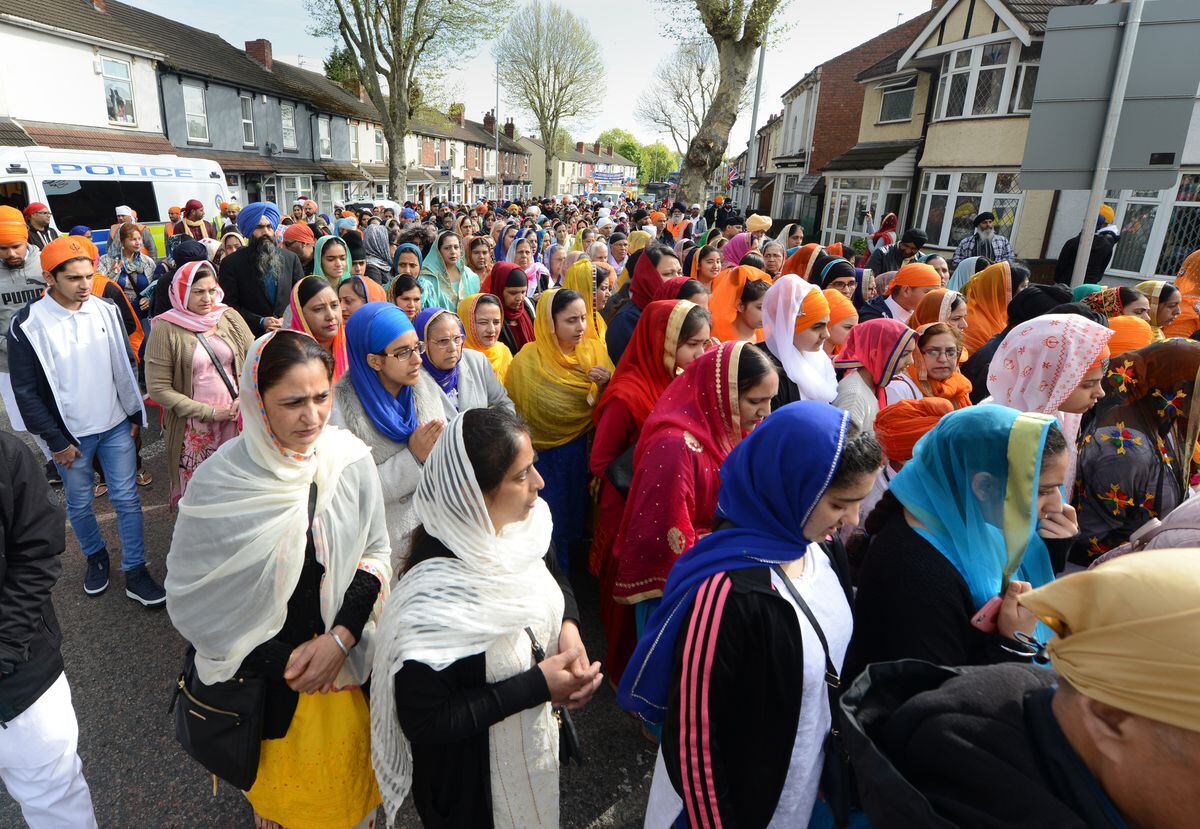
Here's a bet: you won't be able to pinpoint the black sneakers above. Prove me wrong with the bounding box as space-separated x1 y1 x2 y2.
124 565 166 608
84 550 110 596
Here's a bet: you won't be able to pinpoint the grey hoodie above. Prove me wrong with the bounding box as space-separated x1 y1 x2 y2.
0 246 43 351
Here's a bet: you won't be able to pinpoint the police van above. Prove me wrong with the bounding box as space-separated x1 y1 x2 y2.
0 146 229 255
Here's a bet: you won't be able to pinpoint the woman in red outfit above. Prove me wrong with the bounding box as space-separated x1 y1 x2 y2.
610 340 778 653
589 299 713 682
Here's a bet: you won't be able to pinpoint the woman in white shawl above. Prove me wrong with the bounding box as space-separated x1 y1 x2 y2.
758 274 839 408
371 407 603 829
166 329 392 829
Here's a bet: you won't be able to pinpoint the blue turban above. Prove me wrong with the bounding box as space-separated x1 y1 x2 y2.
336 217 358 236
236 201 281 238
345 302 418 443
68 225 91 237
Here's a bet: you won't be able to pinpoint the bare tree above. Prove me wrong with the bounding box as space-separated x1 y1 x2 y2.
310 0 509 199
654 0 789 204
634 42 750 158
495 1 605 196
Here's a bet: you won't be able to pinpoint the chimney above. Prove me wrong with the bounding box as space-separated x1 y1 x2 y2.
575 141 585 153
449 103 465 127
483 110 496 135
245 39 273 71
605 145 613 156
503 119 515 139
929 0 949 8
592 141 601 155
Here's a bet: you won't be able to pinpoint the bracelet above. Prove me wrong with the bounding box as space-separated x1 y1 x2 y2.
329 630 350 656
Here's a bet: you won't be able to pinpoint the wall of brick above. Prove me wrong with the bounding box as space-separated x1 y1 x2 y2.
809 11 936 173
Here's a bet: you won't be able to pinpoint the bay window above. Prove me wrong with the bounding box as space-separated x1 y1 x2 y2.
916 170 1024 248
934 40 1039 121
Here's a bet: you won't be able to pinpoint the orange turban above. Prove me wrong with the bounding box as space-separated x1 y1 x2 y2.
823 288 858 327
40 236 97 276
887 261 941 296
781 242 823 278
874 397 954 463
649 211 666 222
282 223 316 245
0 206 28 245
794 286 831 333
1106 315 1153 356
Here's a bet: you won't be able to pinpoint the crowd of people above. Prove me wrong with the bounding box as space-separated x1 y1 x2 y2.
2 190 1200 829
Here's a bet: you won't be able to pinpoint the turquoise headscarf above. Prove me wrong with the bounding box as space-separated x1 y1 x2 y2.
889 405 1058 637
418 231 480 310
1072 283 1105 302
312 235 351 282
948 256 987 291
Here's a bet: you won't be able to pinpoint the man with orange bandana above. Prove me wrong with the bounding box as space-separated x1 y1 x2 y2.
857 261 942 324
8 237 165 608
0 206 44 352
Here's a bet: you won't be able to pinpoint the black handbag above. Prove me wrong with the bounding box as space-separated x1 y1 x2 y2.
771 564 854 828
525 627 584 766
604 445 636 496
170 647 266 791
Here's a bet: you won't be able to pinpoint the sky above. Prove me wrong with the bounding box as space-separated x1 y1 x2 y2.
128 0 932 156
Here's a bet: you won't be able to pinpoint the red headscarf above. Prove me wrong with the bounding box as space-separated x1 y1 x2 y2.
781 242 823 278
871 213 898 245
655 276 691 301
484 261 535 346
833 318 918 408
595 300 695 428
631 249 666 310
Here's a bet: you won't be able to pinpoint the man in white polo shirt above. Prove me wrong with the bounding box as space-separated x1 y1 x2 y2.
8 236 164 607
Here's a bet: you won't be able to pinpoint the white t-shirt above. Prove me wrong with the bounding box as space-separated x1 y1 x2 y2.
643 546 853 828
884 373 922 407
33 297 125 439
833 371 879 433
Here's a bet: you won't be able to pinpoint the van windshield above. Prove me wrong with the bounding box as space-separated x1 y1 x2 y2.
43 179 159 230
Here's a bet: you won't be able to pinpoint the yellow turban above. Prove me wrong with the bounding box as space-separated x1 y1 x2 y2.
746 214 772 234
1020 548 1200 733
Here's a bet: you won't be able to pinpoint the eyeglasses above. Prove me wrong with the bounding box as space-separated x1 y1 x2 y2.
382 342 426 361
922 347 960 362
430 335 464 350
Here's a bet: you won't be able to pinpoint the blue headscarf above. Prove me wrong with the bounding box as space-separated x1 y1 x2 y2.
494 223 516 262
335 216 358 237
414 307 463 395
392 242 423 274
235 201 281 238
618 401 852 723
345 302 419 443
889 405 1057 631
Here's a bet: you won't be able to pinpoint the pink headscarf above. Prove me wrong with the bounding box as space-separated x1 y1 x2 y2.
833 318 918 408
154 261 230 333
986 314 1113 484
720 231 755 267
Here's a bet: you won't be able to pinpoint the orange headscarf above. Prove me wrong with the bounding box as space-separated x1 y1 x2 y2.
874 397 954 463
906 324 972 408
781 243 822 278
1165 249 1200 338
709 265 773 342
823 288 857 327
907 287 962 330
0 206 29 245
1107 315 1154 356
962 261 1013 353
887 261 941 296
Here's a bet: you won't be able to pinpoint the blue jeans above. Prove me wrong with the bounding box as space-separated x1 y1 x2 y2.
56 421 145 571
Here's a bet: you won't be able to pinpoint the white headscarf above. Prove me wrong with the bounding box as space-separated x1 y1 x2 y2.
165 332 392 686
371 412 563 824
762 274 839 402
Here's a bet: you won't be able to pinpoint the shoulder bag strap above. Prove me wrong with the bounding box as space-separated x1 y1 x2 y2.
195 332 239 400
771 563 840 692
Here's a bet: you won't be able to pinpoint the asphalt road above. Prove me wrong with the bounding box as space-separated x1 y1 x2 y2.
0 392 655 828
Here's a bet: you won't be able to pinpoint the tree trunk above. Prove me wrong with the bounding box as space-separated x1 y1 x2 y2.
678 39 756 205
386 104 408 204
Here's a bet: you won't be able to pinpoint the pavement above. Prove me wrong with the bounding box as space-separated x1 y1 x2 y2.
0 377 655 828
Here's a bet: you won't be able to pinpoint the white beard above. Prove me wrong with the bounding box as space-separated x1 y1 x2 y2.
977 228 995 243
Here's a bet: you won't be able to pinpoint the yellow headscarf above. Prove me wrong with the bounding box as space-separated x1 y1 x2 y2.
504 288 614 450
1020 548 1200 733
618 230 654 288
457 293 513 383
1136 279 1171 341
562 257 607 344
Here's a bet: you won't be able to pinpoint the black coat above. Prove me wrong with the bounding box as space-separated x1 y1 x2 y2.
856 295 895 323
865 245 908 276
757 342 803 410
0 433 65 723
392 533 579 829
659 539 852 829
217 245 306 337
840 661 1122 829
1054 230 1119 285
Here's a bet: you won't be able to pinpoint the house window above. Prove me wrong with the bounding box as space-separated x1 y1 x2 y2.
915 170 1024 248
878 76 917 123
102 57 136 126
935 42 1028 121
240 95 255 147
279 175 313 210
1010 43 1042 113
375 130 385 162
1100 175 1200 277
435 140 441 165
349 125 359 160
182 83 208 143
281 104 297 150
317 119 332 159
